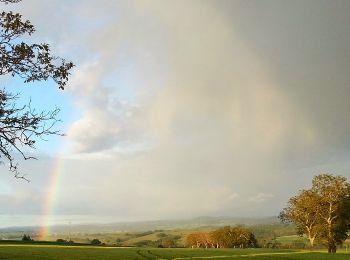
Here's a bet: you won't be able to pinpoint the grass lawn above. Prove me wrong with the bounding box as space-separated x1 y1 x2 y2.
0 244 349 259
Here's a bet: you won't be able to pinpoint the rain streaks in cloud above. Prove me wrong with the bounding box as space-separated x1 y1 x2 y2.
1 0 350 225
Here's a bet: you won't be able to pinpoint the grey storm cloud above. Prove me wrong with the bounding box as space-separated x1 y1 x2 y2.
1 0 350 222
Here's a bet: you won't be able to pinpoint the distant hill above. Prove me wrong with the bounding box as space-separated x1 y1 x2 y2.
62 216 279 233
0 216 279 235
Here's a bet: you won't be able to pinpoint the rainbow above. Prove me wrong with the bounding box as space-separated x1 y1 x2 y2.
38 158 65 241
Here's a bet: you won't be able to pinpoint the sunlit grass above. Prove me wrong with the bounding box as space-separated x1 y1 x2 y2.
0 244 349 259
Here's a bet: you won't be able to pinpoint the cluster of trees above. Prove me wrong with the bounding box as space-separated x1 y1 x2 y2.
21 234 33 241
280 174 350 253
186 226 257 248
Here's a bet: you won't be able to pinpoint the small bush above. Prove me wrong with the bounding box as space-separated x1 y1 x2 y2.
91 239 102 245
56 239 67 243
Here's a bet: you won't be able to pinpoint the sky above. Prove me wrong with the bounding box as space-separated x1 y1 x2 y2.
1 0 350 227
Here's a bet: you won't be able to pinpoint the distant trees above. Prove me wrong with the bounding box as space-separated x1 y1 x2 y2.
162 239 176 248
115 237 124 246
134 240 157 247
56 238 67 243
186 232 212 248
91 238 102 245
21 234 33 241
185 226 257 248
280 174 350 253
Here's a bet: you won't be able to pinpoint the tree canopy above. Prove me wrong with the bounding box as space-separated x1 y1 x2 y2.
0 0 74 179
186 226 257 249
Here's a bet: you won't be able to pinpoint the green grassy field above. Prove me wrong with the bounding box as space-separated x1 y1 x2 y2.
0 245 349 260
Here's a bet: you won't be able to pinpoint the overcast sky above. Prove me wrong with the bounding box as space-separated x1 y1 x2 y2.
1 0 350 227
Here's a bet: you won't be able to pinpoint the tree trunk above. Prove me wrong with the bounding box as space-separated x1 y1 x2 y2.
309 237 315 250
328 241 337 253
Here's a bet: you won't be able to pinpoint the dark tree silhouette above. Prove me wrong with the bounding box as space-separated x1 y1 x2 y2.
0 0 74 180
22 234 33 241
91 239 102 245
0 1 21 4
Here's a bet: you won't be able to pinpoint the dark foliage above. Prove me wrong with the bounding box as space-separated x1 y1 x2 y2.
21 234 33 241
91 238 102 245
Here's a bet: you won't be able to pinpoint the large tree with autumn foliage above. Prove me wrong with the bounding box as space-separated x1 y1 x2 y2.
280 174 350 253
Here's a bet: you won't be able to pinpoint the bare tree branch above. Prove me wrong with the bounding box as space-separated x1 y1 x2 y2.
0 1 74 179
0 90 63 180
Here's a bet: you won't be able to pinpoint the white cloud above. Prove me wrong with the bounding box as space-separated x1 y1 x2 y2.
68 108 120 153
249 193 275 203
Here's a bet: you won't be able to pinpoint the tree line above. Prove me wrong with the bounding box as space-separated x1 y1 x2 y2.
186 226 257 248
280 174 350 253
